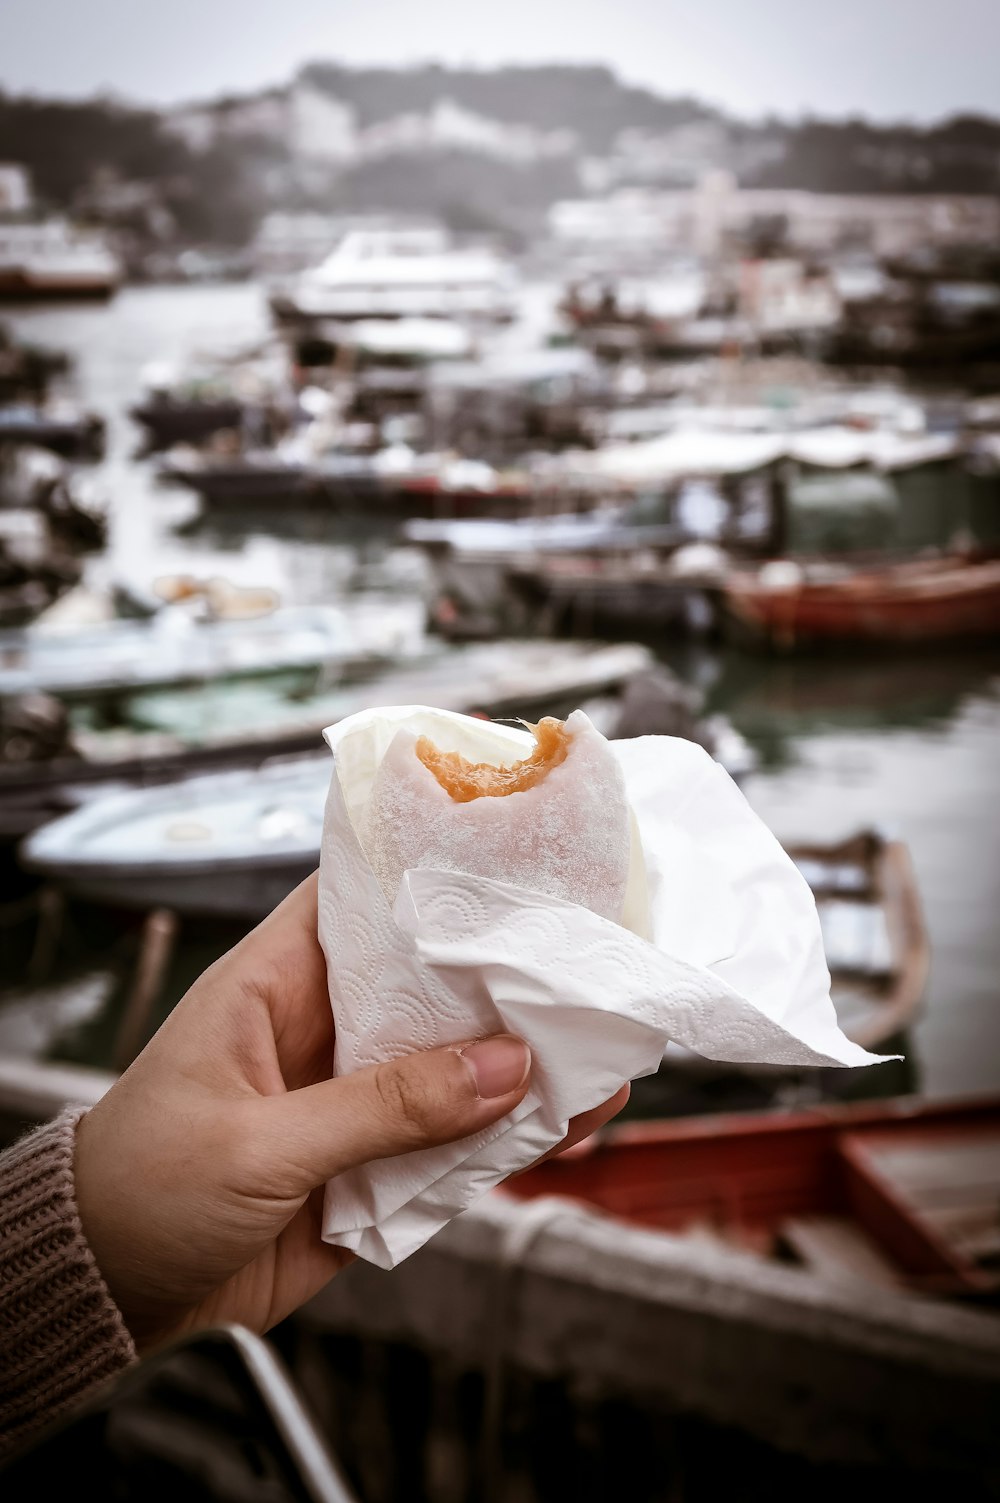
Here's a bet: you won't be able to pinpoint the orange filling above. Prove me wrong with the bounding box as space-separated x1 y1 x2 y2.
416 717 571 803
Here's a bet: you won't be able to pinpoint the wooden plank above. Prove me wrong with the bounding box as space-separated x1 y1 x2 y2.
778 1215 904 1290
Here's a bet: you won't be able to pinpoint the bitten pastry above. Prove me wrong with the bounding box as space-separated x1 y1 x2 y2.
362 709 632 922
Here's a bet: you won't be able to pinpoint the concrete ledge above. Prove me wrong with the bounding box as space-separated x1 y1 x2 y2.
0 1054 114 1142
3 1050 998 1471
305 1191 1000 1472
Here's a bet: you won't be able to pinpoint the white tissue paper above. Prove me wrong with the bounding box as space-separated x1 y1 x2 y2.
318 705 891 1269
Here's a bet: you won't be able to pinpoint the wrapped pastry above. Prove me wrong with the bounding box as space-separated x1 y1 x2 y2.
318 703 890 1268
363 709 646 930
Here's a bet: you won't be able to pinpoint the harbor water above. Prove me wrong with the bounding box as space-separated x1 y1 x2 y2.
6 284 1000 1101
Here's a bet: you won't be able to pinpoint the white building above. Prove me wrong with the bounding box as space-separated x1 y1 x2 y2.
168 90 291 152
0 164 32 214
550 178 1000 259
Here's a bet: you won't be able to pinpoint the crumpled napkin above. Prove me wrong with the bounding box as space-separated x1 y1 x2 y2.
318 705 890 1269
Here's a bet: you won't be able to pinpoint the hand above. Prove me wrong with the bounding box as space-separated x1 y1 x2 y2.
74 873 629 1350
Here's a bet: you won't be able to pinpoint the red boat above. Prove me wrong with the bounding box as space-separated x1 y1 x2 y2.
722 555 1000 650
504 1095 1000 1300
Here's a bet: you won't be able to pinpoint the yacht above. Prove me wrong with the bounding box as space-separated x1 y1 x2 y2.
0 219 122 301
270 224 516 324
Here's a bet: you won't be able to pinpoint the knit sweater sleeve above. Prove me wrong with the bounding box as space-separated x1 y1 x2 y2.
0 1106 137 1459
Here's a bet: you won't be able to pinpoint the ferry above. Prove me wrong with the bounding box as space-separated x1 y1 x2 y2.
0 219 122 301
269 224 516 324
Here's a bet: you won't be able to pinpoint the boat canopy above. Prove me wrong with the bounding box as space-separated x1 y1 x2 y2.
567 426 963 486
784 471 899 555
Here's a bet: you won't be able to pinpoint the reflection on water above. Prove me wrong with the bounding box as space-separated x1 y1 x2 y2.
724 658 1000 1100
705 644 1000 749
3 285 1000 1103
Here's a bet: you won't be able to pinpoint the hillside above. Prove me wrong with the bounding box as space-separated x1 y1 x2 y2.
2 64 998 250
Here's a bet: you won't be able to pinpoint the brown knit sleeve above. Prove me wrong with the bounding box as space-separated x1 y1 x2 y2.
0 1106 136 1459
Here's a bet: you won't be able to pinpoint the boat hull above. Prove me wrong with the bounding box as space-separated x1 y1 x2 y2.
0 270 118 302
130 400 245 449
723 558 1000 650
41 858 317 920
506 1094 1000 1297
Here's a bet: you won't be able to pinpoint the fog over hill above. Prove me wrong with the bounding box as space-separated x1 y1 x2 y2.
2 62 998 246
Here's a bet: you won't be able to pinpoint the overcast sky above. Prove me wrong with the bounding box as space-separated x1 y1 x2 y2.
0 0 996 122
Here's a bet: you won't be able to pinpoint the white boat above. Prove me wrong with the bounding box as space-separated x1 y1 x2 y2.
0 600 421 701
404 509 634 556
273 225 516 323
22 755 330 917
0 219 121 301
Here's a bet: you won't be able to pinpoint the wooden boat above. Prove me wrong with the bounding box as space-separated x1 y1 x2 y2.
505 1094 1000 1300
784 829 929 1052
722 555 1000 650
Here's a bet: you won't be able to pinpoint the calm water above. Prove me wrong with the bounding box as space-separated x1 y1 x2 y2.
6 285 1000 1100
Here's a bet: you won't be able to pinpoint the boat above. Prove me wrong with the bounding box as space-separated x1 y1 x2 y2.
131 394 248 450
162 446 536 518
0 600 417 703
0 402 106 460
0 506 87 629
0 323 70 403
784 829 929 1052
404 508 641 557
21 754 330 918
0 219 121 301
158 449 326 505
17 641 657 911
2 1060 998 1492
129 351 291 451
18 728 868 945
722 555 1000 650
1 640 653 842
270 224 516 325
629 828 928 1107
504 1094 1000 1301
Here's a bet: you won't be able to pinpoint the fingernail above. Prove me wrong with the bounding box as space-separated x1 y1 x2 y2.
459 1035 531 1099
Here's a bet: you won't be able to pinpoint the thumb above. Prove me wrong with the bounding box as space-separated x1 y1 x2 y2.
261 1034 532 1197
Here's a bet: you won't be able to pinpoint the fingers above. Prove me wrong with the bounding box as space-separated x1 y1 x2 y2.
510 1084 630 1176
240 870 326 999
543 1083 631 1162
262 1034 532 1197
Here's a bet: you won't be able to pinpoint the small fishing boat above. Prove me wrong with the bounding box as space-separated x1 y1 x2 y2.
2 640 653 842
0 601 395 703
0 402 106 460
131 395 247 449
22 754 329 918
722 555 1000 650
784 828 929 1052
158 450 325 505
505 1094 1000 1301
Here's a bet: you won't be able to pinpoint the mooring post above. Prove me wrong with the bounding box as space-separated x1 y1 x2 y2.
112 907 179 1073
